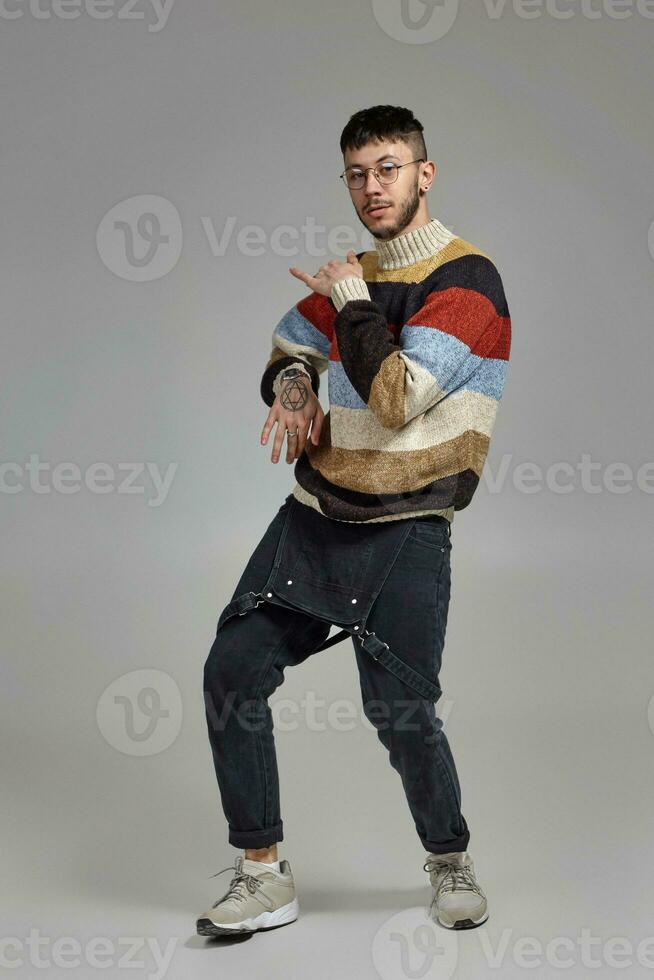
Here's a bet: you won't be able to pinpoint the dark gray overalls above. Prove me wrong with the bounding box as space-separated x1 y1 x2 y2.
203 493 471 856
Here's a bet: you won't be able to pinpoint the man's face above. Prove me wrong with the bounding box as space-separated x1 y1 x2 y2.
342 139 424 241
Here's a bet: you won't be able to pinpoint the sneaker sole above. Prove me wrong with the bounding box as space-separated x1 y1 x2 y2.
437 911 489 930
196 897 299 937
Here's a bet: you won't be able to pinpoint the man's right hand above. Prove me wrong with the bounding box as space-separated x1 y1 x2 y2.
260 377 324 464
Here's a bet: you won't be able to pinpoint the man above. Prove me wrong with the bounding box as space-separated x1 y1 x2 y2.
198 105 511 936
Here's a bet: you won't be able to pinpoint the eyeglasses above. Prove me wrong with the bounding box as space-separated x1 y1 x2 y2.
340 158 425 190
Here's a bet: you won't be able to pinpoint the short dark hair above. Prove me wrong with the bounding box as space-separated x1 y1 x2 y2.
339 105 427 162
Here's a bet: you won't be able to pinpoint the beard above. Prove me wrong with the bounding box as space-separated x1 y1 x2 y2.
360 179 421 241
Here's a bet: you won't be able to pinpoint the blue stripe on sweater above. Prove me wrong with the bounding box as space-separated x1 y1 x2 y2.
329 331 506 408
328 361 368 409
399 325 505 399
273 306 331 358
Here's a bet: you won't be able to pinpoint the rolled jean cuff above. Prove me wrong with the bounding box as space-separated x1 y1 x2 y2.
228 821 284 849
420 826 470 855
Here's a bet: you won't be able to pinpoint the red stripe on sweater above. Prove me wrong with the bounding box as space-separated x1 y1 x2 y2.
406 286 507 356
296 292 335 341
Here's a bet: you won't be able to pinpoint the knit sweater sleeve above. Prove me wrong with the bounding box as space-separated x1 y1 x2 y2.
260 291 332 407
329 257 510 430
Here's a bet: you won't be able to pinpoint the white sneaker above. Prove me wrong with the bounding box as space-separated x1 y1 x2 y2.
196 855 299 937
424 850 488 929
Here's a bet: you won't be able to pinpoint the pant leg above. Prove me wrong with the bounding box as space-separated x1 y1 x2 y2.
352 518 470 855
203 506 331 849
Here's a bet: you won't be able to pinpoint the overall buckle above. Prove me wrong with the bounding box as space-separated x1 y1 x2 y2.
237 591 264 614
358 629 389 661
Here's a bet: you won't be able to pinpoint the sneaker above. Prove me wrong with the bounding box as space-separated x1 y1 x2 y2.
196 855 299 937
424 850 488 930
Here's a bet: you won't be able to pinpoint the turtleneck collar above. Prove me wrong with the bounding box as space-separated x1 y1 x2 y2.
371 216 456 271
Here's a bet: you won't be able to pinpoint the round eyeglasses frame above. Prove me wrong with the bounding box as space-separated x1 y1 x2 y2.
340 158 425 190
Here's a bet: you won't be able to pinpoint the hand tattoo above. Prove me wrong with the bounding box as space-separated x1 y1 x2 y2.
280 378 309 411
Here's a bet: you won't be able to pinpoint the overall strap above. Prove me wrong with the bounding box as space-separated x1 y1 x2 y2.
217 592 442 704
311 628 350 652
312 624 442 703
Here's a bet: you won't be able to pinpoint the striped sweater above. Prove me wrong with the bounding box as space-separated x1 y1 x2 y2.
260 216 511 524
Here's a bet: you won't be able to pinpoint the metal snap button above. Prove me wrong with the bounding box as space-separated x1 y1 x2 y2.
287 580 293 585
266 592 272 598
351 598 357 604
353 625 359 630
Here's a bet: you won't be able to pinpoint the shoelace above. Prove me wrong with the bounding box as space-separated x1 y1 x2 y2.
423 859 486 900
207 863 275 911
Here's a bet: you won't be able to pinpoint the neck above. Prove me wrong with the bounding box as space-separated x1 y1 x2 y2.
372 216 456 271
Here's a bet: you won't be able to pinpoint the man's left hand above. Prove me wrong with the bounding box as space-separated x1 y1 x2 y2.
289 249 363 297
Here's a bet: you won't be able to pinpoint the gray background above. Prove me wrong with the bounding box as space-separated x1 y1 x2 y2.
2 1 653 977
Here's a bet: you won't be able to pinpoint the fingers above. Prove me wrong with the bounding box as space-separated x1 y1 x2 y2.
310 407 323 445
269 417 304 464
286 429 298 464
261 409 275 445
291 420 308 460
261 402 320 463
271 417 287 464
286 419 309 463
289 267 315 287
